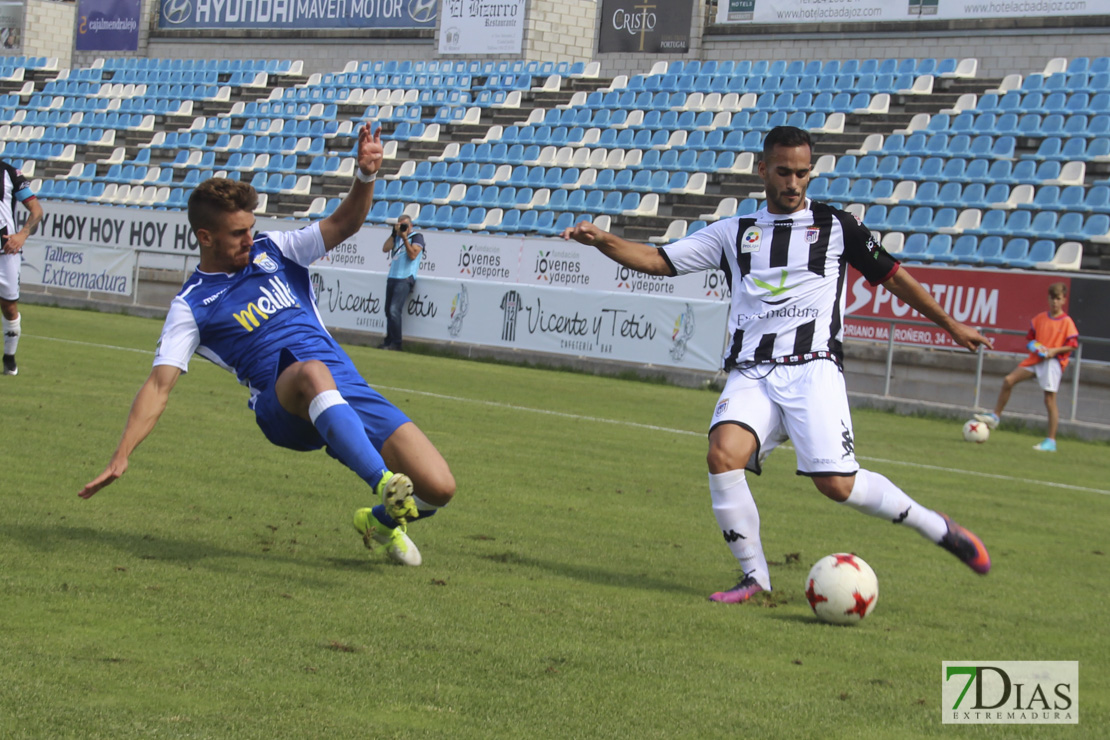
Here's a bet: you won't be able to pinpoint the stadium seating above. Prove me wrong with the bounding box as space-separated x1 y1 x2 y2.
4 54 1099 266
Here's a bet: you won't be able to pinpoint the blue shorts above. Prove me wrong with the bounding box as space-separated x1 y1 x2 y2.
252 350 410 452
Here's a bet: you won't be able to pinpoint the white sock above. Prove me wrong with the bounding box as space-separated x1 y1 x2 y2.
841 469 947 542
413 494 441 512
307 389 346 423
2 314 20 356
709 469 771 589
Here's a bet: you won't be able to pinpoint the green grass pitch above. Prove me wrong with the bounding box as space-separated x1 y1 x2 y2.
1 305 1106 738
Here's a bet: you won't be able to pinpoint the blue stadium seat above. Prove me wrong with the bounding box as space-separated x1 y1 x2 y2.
1080 213 1110 239
933 207 958 232
1001 210 1034 236
995 238 1031 267
1055 212 1085 240
966 209 1007 236
906 181 941 209
1009 239 1056 268
900 233 929 261
896 156 922 180
1083 185 1110 212
848 179 873 203
807 177 828 200
1019 185 1061 211
870 180 895 203
977 236 1004 265
1025 210 1059 238
1054 185 1085 212
1024 137 1062 161
827 177 851 201
885 205 911 232
940 158 967 182
908 206 935 232
944 235 980 264
923 234 953 262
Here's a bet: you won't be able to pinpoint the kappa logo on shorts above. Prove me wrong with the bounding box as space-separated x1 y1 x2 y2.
741 227 762 253
840 420 855 458
714 399 729 417
253 253 279 273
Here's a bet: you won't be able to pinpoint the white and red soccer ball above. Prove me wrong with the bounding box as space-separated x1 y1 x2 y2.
805 553 879 625
962 419 989 443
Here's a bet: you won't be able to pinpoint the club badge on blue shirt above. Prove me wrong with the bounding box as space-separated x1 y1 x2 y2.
254 253 279 273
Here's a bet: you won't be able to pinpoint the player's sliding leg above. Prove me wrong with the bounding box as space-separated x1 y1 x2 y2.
353 421 455 566
274 359 422 564
379 421 454 525
708 469 770 603
833 469 990 574
353 506 422 566
308 389 417 519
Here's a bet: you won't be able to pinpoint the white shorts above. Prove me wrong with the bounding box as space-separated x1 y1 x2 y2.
1031 357 1064 393
0 251 19 302
710 360 858 477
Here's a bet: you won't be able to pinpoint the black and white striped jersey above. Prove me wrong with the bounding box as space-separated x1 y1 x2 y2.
0 160 33 238
659 199 899 370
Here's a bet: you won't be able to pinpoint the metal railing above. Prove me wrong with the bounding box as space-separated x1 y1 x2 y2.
846 315 1107 425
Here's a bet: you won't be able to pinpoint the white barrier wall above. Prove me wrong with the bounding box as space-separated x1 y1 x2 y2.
312 268 729 371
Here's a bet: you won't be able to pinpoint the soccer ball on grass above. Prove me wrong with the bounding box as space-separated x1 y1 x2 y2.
962 419 989 443
805 553 879 625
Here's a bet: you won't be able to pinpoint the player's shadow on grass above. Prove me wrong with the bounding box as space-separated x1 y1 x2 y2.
496 553 707 598
0 522 384 583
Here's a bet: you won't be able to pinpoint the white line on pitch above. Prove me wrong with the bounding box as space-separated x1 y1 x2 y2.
35 335 155 354
32 335 1110 497
376 385 706 437
377 385 1110 496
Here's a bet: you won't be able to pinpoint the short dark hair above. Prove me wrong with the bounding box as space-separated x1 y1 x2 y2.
187 178 258 233
1048 282 1068 299
762 126 813 160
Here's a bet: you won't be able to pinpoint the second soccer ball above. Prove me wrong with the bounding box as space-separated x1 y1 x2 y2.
962 419 989 443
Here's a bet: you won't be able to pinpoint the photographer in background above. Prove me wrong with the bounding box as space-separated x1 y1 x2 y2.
380 214 425 351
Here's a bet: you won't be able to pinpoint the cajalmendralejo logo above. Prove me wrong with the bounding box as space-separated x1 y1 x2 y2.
942 661 1077 724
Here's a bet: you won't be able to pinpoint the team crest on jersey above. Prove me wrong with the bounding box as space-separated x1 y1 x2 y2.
253 253 279 273
714 399 729 417
741 227 762 253
805 227 820 244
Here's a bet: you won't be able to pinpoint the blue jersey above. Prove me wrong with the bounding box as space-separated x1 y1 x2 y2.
154 223 355 402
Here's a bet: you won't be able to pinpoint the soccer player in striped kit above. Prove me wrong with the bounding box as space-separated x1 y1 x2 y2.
0 158 44 376
563 126 993 602
79 124 453 567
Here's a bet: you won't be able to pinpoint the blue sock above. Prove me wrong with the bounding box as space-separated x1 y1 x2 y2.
309 391 387 490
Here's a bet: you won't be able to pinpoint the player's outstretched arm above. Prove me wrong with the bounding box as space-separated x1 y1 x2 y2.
561 220 673 276
319 122 384 250
882 268 993 352
79 364 182 499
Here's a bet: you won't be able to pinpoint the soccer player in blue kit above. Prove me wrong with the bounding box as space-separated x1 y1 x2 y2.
79 123 453 566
